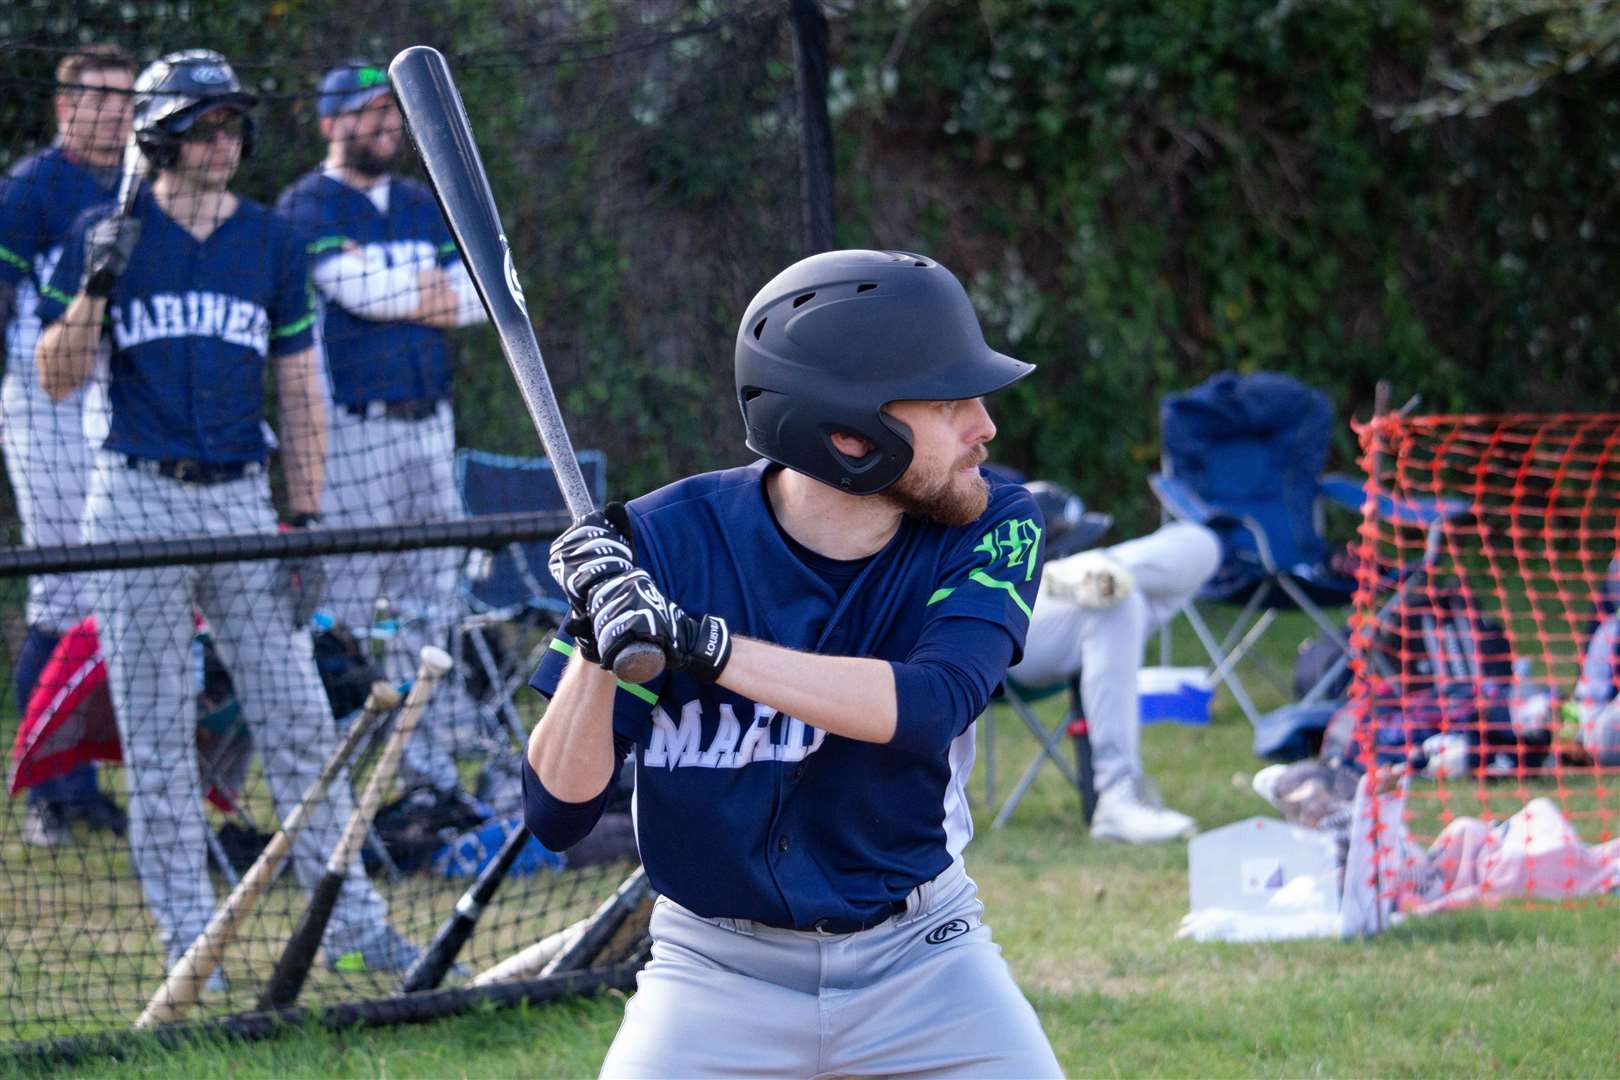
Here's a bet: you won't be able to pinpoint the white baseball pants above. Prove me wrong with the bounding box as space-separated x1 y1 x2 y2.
84 453 388 957
1011 521 1221 794
320 400 473 792
1 374 94 632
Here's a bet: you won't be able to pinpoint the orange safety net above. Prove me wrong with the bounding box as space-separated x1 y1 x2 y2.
1345 412 1618 907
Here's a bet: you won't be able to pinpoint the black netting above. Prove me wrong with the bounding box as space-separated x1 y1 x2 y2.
0 0 810 1043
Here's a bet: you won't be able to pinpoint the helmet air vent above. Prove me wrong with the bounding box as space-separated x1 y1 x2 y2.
792 292 816 308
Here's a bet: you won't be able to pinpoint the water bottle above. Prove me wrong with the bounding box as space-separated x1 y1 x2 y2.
369 596 397 665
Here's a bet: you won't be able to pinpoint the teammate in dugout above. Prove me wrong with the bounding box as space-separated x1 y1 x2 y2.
526 250 1063 1077
35 50 417 981
0 44 134 847
275 60 488 800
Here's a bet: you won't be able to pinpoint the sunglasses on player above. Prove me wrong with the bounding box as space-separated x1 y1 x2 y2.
178 112 248 144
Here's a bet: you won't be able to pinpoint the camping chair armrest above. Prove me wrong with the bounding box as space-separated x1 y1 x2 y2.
1319 472 1469 529
1149 473 1235 528
1152 473 1279 571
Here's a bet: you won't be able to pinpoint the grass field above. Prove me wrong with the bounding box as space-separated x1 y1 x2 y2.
7 611 1619 1077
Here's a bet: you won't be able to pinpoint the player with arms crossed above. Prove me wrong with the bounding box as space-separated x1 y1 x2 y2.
526 250 1062 1077
276 61 487 799
0 43 134 846
36 50 415 982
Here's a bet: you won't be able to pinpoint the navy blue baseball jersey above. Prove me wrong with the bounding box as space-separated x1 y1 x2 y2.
529 461 1045 930
0 145 117 369
274 172 457 405
38 187 316 463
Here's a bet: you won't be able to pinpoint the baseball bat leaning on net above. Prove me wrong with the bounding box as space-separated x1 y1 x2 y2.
132 681 403 1029
388 44 664 686
257 646 453 1011
470 869 655 987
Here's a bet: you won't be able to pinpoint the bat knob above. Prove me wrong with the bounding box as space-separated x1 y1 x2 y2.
419 645 455 676
364 680 404 712
612 642 666 684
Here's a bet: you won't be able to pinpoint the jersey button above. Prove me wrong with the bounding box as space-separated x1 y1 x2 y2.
777 836 790 853
793 764 806 780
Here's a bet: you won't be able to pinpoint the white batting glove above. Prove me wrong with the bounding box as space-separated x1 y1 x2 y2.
1042 549 1135 609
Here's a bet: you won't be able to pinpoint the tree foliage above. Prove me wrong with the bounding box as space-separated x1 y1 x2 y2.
4 0 1619 525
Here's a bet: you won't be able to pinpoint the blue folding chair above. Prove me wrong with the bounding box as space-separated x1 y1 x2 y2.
1151 372 1466 751
1150 372 1370 729
452 449 607 738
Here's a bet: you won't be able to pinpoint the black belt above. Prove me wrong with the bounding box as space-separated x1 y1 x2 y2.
125 455 261 485
343 398 441 422
806 899 907 935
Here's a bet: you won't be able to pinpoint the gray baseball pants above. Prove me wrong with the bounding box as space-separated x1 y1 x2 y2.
600 858 1062 1079
84 454 388 959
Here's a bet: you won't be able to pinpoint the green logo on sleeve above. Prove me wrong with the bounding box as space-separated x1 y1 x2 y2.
974 517 1043 582
929 516 1044 616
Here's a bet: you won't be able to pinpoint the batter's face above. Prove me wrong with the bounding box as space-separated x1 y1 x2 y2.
326 93 404 178
55 65 134 168
881 397 996 527
173 106 246 192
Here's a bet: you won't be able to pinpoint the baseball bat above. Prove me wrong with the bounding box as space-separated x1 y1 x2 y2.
396 817 532 993
387 45 664 685
470 915 589 987
541 866 652 976
114 132 148 216
133 680 402 1029
257 646 453 1011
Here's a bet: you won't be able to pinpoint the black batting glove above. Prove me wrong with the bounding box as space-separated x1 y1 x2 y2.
83 215 142 299
563 612 602 665
548 503 635 617
588 570 731 683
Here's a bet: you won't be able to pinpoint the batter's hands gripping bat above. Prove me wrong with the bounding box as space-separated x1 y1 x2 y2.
83 134 149 305
387 45 664 685
133 681 402 1029
257 646 453 1011
396 817 532 993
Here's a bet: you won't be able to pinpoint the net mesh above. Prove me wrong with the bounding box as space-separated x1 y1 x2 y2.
0 2 805 1043
1346 411 1620 912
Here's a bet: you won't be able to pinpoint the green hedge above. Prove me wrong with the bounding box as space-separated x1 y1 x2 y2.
6 1 1618 529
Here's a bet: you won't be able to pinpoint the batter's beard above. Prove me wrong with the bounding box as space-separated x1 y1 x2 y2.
884 453 990 527
348 143 399 180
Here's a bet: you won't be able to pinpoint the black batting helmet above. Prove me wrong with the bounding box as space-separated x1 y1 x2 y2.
734 250 1034 495
1025 479 1113 557
133 49 258 169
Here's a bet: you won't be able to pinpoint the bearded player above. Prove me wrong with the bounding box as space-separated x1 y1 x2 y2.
276 60 487 801
526 250 1062 1077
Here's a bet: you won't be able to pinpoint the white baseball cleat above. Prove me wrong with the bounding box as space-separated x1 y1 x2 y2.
1043 550 1136 609
1090 778 1197 844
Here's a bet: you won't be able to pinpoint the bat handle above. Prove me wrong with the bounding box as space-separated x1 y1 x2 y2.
611 641 666 685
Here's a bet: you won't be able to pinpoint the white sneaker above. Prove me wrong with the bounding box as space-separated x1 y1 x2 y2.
1090 779 1197 844
1043 550 1136 609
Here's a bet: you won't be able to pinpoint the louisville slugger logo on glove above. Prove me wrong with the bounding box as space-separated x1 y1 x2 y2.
588 569 732 684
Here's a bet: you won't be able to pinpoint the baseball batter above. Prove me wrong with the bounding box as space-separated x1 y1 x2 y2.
525 251 1062 1077
1 45 134 844
275 59 486 797
36 50 415 979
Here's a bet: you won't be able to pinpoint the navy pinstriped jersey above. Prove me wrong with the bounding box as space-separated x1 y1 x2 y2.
274 172 456 405
0 145 117 379
38 187 316 463
530 460 1045 929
